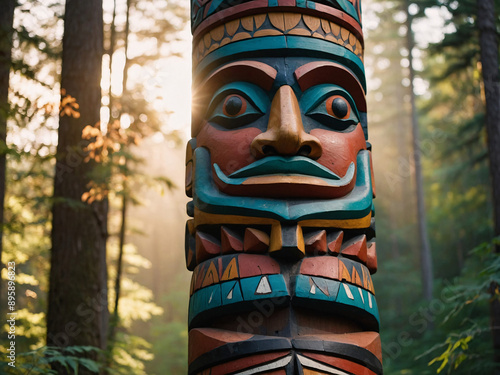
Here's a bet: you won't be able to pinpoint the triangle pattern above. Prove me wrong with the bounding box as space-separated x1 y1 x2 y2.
202 261 220 288
221 257 239 281
339 260 352 283
351 266 363 286
312 277 330 296
255 276 272 295
227 285 234 300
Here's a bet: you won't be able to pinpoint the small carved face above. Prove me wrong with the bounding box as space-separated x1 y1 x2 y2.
193 57 367 199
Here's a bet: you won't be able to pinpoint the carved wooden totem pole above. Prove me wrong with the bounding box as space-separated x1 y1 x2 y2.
185 0 381 373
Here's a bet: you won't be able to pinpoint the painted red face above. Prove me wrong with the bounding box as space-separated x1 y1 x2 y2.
193 59 368 199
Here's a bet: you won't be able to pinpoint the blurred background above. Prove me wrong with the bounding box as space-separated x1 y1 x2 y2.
1 0 499 373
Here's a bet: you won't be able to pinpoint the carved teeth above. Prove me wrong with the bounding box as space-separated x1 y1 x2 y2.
340 234 367 264
327 231 343 255
305 230 327 255
243 228 270 253
221 226 243 254
185 220 196 271
366 241 378 274
195 231 221 263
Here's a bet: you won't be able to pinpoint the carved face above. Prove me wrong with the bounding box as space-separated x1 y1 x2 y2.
193 57 367 199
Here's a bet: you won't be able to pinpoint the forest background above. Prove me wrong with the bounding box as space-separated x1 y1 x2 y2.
0 0 499 374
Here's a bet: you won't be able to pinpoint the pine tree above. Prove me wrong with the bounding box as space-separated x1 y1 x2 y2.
0 0 16 293
47 0 108 372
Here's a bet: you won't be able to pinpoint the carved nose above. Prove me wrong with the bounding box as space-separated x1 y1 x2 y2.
251 85 322 159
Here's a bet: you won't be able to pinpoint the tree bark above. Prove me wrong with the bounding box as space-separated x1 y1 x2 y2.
47 0 108 373
0 0 16 299
405 0 434 302
476 0 500 369
107 0 132 354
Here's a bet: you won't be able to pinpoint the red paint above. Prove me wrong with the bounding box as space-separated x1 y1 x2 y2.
341 235 367 264
300 257 339 280
238 254 280 278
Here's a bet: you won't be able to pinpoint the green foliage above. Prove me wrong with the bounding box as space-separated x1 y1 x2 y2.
422 239 499 373
0 346 101 374
428 336 472 373
365 0 499 373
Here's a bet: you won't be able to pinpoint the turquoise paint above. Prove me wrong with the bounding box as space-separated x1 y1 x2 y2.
227 156 347 180
188 284 222 324
240 274 289 301
208 82 269 114
284 37 366 91
365 291 380 323
294 275 340 302
337 0 360 23
194 36 366 91
207 0 225 17
306 0 315 9
193 147 373 221
221 280 244 305
301 84 360 121
213 162 355 188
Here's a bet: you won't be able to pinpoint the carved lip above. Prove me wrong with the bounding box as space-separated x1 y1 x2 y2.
214 156 355 188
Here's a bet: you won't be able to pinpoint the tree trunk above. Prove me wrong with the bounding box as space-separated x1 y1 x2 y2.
47 0 108 373
476 0 500 369
405 0 434 302
0 0 16 299
108 181 127 345
106 0 132 367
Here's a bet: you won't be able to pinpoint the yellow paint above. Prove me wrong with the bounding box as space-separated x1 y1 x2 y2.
254 14 266 29
296 225 305 253
284 12 301 30
361 265 369 290
303 369 330 375
201 261 219 288
351 266 362 286
303 15 320 31
194 13 364 66
221 257 239 281
225 19 240 36
194 208 279 227
321 19 331 33
298 212 372 229
339 260 352 283
210 27 224 42
269 223 283 252
240 16 254 31
269 13 285 31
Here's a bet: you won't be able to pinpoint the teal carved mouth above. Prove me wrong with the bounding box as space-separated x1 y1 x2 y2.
213 156 355 187
193 147 373 221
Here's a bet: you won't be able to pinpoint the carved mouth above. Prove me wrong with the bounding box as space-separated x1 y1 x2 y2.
214 156 355 188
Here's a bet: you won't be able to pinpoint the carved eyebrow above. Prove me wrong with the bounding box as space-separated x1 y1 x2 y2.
294 61 366 112
196 61 277 95
192 61 277 137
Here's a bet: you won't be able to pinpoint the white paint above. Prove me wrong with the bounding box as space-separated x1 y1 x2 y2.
255 276 272 295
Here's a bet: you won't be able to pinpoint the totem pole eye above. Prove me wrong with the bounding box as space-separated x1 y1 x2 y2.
223 95 246 117
327 95 350 119
207 86 266 129
305 92 359 132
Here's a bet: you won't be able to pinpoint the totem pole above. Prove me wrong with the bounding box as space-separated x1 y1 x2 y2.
185 0 381 373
